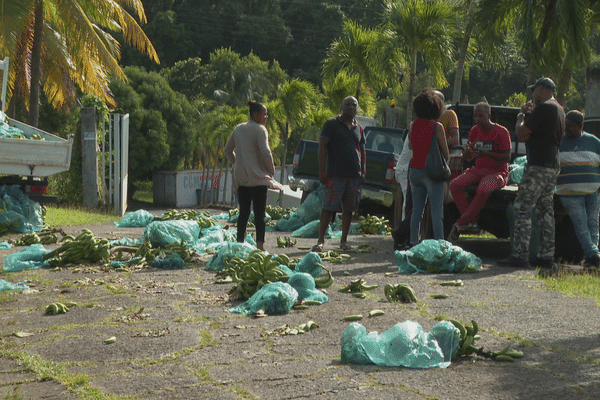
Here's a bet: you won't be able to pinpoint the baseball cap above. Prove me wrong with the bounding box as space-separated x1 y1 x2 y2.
565 110 584 125
527 77 556 91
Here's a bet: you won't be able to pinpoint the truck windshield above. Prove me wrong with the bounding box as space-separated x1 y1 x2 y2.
364 128 404 155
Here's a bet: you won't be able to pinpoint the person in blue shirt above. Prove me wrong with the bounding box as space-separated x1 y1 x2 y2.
556 110 600 269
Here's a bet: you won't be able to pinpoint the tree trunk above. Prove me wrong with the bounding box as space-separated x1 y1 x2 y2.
406 52 417 126
355 75 362 101
556 67 572 106
28 0 44 127
278 121 289 207
452 1 473 104
210 139 221 205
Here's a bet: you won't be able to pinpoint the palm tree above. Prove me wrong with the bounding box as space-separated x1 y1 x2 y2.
271 79 319 199
451 0 505 103
0 0 159 126
476 0 592 103
322 20 401 101
383 0 457 125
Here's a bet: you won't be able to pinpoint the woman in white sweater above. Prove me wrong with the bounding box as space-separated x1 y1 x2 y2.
224 100 281 251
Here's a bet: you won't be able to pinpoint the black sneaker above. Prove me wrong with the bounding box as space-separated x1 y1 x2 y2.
499 256 531 269
535 258 557 270
447 224 460 243
584 254 600 270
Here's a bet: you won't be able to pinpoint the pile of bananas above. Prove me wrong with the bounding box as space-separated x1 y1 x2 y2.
384 283 418 303
356 214 389 235
266 205 286 220
235 250 290 300
228 208 240 218
276 236 297 248
11 228 61 246
0 221 19 236
111 236 193 266
339 277 378 293
155 209 217 229
43 229 110 266
45 302 70 315
448 319 524 361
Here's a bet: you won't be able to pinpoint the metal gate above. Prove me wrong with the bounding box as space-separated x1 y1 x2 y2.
100 113 129 215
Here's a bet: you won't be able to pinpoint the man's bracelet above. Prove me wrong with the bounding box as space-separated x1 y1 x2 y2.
517 112 526 118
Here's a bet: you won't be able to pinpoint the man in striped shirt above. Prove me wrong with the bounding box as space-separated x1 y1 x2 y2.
556 110 600 269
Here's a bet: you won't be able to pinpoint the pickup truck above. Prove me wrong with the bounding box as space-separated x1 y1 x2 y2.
445 103 584 263
0 57 74 203
289 126 405 224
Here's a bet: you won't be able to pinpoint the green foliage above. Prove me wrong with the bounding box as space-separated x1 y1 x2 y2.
503 92 527 108
110 66 200 182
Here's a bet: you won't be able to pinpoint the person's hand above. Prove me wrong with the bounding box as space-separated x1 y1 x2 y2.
319 170 329 185
521 101 534 115
473 147 488 158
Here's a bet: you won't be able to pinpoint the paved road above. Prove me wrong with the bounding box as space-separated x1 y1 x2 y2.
0 208 598 400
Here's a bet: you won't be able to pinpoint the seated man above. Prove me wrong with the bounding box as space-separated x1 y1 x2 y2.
447 102 511 242
556 110 600 269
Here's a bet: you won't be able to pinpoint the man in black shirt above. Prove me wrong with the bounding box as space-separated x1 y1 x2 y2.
501 77 565 270
312 96 366 252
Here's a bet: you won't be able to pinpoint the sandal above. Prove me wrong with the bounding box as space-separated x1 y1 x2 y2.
311 243 324 252
339 243 352 251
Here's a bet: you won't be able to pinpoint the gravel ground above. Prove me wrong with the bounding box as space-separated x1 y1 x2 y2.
0 206 599 400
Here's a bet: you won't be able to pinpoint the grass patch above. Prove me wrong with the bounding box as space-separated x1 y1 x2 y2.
132 190 153 204
537 270 600 306
44 205 117 226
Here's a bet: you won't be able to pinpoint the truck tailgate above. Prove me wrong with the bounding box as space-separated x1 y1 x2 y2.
0 117 74 176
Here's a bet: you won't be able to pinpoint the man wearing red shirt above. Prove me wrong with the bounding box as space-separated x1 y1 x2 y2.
447 102 511 242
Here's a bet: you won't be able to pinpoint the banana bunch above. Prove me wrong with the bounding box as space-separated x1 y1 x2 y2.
276 236 297 248
384 283 418 303
0 221 19 236
43 229 110 266
235 250 290 300
318 250 351 263
449 319 481 358
46 302 69 315
11 232 41 246
155 209 218 229
339 277 378 293
112 236 193 266
356 214 389 235
228 208 240 217
448 319 525 361
314 264 334 288
266 205 286 220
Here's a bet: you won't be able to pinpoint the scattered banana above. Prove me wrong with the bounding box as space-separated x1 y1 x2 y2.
356 214 389 235
440 280 464 287
276 236 297 248
339 277 378 293
313 264 334 288
45 302 69 315
384 283 417 303
369 309 385 317
341 314 363 321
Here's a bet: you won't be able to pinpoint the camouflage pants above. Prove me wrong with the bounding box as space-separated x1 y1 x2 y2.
511 165 560 260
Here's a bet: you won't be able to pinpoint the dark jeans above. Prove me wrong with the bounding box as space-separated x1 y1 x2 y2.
237 185 268 243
